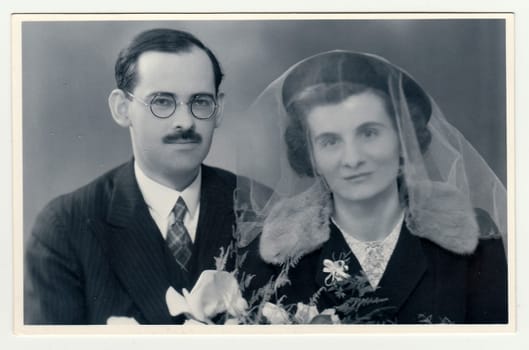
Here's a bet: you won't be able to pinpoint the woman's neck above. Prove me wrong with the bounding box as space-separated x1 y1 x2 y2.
332 184 403 242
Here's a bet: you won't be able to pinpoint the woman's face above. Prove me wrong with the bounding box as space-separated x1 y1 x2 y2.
306 90 400 204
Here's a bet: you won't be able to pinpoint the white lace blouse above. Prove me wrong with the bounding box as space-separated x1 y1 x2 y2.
332 212 404 289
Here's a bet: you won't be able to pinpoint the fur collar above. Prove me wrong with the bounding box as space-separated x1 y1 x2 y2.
259 181 332 265
259 181 480 265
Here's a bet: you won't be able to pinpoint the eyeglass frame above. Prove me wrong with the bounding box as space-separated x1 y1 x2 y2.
124 90 219 120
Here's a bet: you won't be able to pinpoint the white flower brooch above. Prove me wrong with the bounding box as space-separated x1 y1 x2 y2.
322 259 351 286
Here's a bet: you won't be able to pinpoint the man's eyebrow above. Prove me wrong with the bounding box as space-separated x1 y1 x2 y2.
145 91 174 98
145 91 216 99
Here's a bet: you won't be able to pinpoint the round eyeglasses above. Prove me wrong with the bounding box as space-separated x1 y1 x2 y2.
125 91 218 120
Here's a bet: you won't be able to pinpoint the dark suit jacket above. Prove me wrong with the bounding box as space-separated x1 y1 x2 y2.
24 161 237 325
274 222 508 324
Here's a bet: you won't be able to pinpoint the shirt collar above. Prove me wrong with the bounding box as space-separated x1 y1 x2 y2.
134 161 201 220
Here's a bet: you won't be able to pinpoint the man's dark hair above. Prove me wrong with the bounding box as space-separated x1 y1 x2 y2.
114 28 224 93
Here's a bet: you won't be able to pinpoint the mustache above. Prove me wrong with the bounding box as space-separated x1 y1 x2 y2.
162 129 203 144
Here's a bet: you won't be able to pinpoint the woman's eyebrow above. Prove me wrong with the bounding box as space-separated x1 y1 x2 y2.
357 121 387 128
314 132 339 140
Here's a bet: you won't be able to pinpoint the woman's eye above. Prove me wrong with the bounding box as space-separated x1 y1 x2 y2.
362 128 379 138
318 137 338 147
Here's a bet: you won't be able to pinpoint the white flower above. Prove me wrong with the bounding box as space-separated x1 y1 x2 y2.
183 319 207 325
262 302 291 324
320 308 341 324
106 316 139 325
294 303 319 324
307 308 341 324
323 259 350 286
166 270 248 324
224 318 240 325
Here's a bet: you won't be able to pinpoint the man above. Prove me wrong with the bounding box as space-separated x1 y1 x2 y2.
24 28 237 324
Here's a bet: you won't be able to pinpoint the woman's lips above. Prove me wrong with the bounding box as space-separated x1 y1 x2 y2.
343 172 372 181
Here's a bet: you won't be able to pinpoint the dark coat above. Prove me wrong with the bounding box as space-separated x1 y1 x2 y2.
24 161 237 325
261 221 508 324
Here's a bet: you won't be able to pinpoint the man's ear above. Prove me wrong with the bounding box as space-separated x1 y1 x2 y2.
213 92 225 128
108 89 131 128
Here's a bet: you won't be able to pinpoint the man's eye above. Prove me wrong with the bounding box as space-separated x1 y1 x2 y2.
193 96 214 107
194 99 211 107
151 96 174 107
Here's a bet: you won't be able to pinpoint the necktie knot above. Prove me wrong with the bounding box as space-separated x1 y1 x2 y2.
171 197 187 224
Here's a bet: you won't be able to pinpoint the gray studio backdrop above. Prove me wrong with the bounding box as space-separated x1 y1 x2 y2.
22 19 506 242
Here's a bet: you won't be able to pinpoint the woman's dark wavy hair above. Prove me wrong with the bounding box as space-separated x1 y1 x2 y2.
114 28 224 94
282 52 432 177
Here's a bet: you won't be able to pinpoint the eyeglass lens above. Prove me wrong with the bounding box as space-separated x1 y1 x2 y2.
150 94 216 119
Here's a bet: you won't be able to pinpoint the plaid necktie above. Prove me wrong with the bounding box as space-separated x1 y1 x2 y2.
166 197 193 271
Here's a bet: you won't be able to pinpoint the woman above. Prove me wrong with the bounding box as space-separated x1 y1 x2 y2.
236 51 508 324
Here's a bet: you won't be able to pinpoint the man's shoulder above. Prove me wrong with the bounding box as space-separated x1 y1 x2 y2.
59 161 128 200
36 162 131 224
201 164 237 190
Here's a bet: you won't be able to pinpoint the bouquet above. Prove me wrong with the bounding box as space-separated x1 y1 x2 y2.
164 242 390 325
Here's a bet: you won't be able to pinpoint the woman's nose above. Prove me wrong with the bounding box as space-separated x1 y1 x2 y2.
341 141 364 168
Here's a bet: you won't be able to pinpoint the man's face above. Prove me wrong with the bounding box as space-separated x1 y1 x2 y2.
126 48 221 185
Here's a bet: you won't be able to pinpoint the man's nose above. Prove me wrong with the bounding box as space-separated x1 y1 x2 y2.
170 103 195 130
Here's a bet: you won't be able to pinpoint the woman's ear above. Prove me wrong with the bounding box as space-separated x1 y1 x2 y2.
108 89 131 128
213 92 225 128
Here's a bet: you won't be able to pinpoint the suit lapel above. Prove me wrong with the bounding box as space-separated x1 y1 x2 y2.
190 166 235 281
91 161 174 324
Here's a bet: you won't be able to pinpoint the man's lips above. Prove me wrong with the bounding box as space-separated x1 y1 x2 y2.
162 133 202 144
164 138 200 144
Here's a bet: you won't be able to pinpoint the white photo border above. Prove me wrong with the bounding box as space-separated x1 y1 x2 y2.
4 3 527 349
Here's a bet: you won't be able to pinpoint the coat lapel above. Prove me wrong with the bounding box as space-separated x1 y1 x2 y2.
313 223 362 306
369 224 428 314
91 161 174 324
313 222 427 319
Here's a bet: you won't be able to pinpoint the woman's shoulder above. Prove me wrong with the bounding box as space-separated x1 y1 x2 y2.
474 207 504 240
416 207 506 264
467 208 505 261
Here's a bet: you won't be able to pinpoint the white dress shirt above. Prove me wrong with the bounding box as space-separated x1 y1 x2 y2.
134 162 201 242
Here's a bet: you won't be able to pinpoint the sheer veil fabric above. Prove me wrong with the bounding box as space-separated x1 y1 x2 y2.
234 51 507 264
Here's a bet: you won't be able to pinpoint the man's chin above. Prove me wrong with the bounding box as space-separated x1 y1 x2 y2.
171 164 202 175
171 154 208 173
155 163 203 190
164 156 203 172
